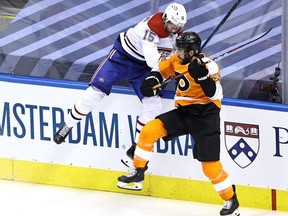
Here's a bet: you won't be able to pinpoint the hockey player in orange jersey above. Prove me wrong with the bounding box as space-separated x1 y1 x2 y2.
117 32 240 216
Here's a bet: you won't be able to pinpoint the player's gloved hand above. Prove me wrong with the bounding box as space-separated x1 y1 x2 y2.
140 76 160 97
188 58 209 83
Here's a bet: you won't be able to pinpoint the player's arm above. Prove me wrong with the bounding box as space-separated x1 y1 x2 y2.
141 32 162 68
188 57 222 99
140 54 177 97
140 53 177 97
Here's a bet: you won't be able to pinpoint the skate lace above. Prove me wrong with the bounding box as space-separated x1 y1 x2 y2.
223 199 232 209
58 125 71 136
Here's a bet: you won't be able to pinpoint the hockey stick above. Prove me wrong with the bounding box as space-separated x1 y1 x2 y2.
151 0 242 90
153 28 273 89
200 0 242 51
211 27 272 61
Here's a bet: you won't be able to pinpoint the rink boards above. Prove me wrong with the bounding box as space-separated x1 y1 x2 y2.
0 74 287 212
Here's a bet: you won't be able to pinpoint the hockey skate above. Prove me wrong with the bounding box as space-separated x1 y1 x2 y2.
117 166 147 191
120 143 136 169
53 123 72 144
220 185 240 216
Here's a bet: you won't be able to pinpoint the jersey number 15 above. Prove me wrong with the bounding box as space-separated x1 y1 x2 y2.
143 30 156 42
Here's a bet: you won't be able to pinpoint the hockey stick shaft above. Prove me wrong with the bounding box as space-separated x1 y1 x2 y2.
200 0 242 51
212 28 272 61
153 28 273 89
152 0 243 90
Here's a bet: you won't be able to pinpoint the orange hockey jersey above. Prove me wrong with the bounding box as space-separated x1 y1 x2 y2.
158 54 223 108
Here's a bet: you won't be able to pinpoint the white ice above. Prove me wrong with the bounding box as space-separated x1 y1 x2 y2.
0 179 287 216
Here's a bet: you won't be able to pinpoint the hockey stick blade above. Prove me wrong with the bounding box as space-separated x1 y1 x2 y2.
153 28 273 90
200 0 242 51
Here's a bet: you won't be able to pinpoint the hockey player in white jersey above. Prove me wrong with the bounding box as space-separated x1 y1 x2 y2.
53 3 187 165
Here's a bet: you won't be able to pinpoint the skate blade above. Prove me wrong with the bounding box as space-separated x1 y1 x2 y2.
224 208 240 216
120 155 134 169
233 208 240 216
117 181 142 191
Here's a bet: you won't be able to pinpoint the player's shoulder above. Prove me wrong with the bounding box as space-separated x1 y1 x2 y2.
147 13 169 38
159 53 180 67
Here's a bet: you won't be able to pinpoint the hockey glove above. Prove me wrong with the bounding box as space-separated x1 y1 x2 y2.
140 75 160 97
188 58 209 84
188 59 216 98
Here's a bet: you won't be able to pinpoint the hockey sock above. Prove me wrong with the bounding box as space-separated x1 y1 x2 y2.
134 119 146 144
65 86 106 128
133 119 167 168
65 104 86 128
134 96 163 143
202 161 234 201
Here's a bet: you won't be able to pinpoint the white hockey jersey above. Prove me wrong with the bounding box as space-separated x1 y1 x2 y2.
119 13 182 69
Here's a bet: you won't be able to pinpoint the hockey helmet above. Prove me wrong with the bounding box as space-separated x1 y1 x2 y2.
163 3 187 27
175 32 202 55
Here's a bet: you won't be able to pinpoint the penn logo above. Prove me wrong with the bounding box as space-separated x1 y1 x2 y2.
224 121 260 168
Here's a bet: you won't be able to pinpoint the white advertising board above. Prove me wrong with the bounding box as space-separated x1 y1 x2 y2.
0 78 287 190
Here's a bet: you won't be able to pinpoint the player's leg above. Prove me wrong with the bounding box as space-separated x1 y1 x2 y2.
54 48 124 144
121 95 163 168
117 118 167 190
193 103 240 216
54 86 106 144
120 65 163 168
118 109 185 190
202 161 240 216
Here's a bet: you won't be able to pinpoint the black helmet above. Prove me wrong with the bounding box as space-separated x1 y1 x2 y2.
175 32 201 55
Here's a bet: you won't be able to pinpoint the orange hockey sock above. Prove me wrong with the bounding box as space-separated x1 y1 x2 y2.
133 119 167 168
202 161 234 201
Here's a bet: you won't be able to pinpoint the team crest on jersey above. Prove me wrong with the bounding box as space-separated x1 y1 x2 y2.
224 121 260 168
98 77 105 83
